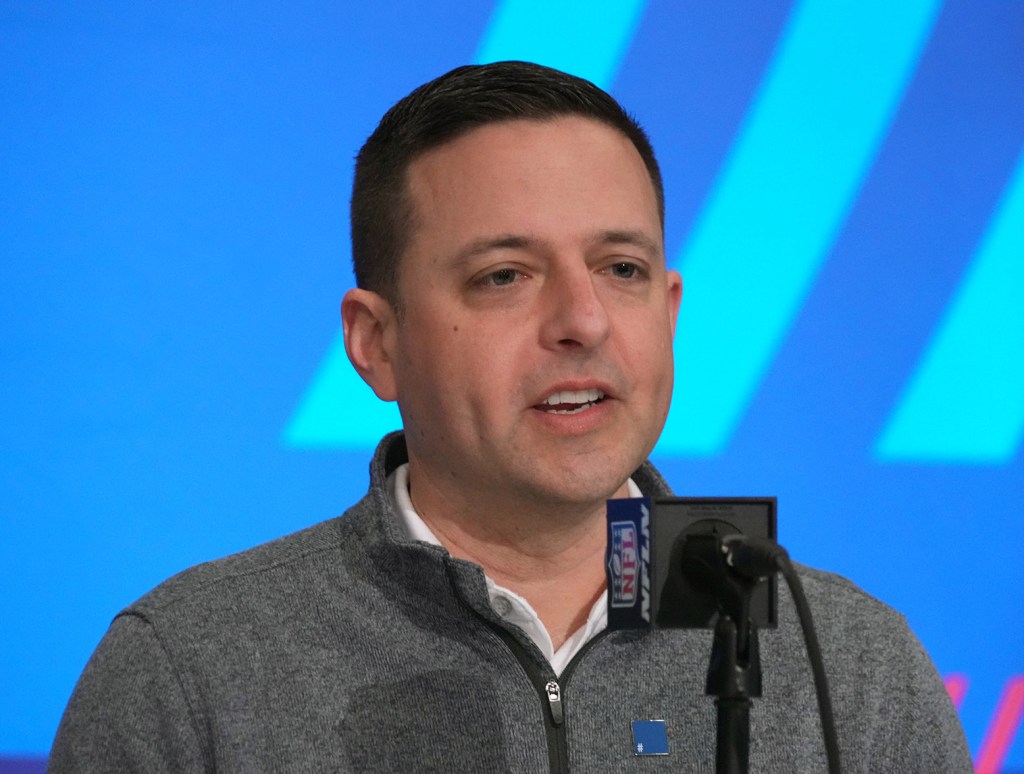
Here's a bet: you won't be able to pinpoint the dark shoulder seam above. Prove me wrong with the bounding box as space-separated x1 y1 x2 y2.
115 610 215 771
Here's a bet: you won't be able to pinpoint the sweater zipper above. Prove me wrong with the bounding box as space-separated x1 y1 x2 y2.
483 620 609 773
545 680 564 726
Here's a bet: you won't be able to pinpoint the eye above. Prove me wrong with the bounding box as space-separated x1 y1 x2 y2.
482 267 520 287
609 261 640 279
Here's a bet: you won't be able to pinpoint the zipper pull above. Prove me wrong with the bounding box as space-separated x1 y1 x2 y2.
545 680 564 726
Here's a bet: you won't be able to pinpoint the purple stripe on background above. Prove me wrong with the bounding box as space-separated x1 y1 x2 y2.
0 758 47 774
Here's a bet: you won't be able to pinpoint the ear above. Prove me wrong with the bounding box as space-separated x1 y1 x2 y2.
666 269 683 335
341 288 400 402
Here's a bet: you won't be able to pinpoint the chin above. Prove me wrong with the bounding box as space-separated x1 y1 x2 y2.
530 463 634 506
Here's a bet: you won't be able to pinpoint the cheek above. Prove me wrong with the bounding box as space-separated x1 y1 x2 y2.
404 331 496 404
629 328 676 400
623 313 672 360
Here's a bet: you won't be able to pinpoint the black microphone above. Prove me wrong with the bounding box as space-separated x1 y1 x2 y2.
722 535 789 581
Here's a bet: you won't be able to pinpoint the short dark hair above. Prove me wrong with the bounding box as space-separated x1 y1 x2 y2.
350 60 664 305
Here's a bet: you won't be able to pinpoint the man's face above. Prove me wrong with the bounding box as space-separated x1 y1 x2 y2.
388 116 682 509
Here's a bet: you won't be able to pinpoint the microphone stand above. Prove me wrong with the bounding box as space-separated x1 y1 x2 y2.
682 535 765 774
706 611 761 774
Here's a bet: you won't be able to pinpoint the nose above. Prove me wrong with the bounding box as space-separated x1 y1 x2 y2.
538 262 611 351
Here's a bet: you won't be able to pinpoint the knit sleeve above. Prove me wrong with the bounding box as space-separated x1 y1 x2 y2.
48 612 209 773
862 616 974 773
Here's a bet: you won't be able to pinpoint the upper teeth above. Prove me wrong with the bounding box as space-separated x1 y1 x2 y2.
542 388 604 406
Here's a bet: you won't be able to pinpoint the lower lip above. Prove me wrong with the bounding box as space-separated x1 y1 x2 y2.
530 399 614 434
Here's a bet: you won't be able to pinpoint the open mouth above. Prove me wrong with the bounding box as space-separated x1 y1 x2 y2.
535 388 606 415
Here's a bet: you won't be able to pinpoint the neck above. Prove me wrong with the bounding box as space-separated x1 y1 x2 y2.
407 465 629 649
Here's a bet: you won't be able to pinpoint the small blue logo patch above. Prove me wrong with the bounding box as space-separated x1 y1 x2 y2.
631 719 669 756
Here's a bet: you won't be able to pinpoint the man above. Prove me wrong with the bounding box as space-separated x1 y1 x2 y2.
50 61 971 772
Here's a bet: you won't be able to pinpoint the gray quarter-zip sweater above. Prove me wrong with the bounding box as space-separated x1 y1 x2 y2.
49 432 972 772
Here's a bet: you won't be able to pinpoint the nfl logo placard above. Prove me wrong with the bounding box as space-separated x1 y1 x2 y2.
608 521 638 607
606 497 652 629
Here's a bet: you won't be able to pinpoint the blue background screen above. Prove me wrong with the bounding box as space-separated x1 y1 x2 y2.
2 1 1022 770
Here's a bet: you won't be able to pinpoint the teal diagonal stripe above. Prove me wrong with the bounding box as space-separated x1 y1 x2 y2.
875 147 1024 464
283 330 403 447
657 0 942 457
283 0 648 448
475 0 648 87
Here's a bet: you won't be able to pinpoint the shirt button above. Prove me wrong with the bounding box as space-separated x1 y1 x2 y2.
493 597 513 617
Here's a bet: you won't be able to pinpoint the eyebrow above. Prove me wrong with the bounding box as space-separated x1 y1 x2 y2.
453 235 535 265
590 229 662 258
452 229 662 265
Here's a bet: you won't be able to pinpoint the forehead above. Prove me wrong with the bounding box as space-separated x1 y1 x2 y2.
400 117 662 261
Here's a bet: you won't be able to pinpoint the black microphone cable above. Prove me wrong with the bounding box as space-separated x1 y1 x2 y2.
723 536 842 774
